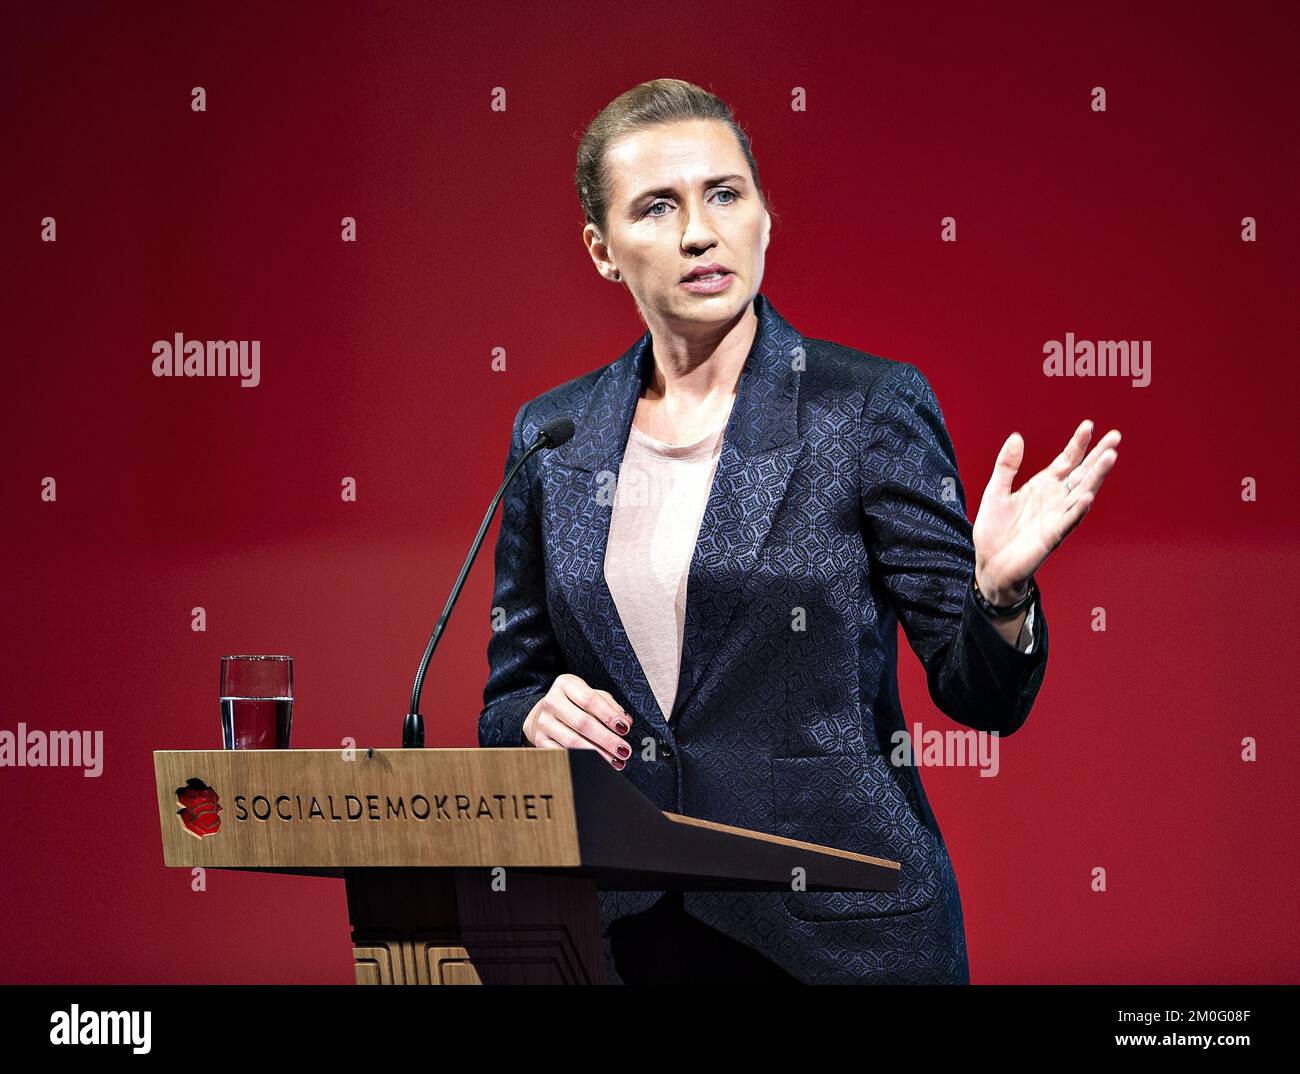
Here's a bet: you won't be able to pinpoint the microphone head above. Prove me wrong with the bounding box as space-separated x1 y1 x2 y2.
538 416 575 449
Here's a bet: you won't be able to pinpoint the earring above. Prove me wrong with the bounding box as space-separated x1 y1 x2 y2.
612 270 621 281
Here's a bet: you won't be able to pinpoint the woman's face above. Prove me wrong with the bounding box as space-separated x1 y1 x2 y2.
585 118 771 334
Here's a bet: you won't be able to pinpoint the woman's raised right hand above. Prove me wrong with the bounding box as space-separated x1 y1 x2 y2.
522 673 632 770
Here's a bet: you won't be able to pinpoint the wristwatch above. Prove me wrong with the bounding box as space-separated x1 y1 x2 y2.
972 574 1036 619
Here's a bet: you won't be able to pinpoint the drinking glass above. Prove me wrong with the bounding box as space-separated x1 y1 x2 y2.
220 655 293 749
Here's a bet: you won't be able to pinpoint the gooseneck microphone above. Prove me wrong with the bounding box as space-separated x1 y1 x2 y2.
402 415 575 748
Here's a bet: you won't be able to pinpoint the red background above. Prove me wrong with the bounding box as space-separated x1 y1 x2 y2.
2 0 1296 984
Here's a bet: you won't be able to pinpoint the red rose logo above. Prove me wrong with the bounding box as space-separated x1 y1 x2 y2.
176 778 222 838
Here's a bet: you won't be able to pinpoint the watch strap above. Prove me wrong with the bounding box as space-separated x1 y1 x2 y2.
972 574 1037 619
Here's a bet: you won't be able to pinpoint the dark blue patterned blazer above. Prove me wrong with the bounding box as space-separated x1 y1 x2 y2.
479 292 1049 984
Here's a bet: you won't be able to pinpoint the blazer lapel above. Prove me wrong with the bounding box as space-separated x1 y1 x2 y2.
544 293 805 740
544 331 666 740
672 294 804 729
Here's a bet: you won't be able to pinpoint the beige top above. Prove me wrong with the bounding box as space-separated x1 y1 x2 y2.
603 418 728 722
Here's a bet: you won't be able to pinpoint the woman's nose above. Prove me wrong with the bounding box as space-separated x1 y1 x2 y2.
679 204 719 248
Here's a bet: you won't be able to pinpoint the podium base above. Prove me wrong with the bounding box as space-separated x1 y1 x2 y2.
345 867 608 985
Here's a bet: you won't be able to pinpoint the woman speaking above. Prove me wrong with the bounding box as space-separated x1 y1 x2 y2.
478 79 1120 984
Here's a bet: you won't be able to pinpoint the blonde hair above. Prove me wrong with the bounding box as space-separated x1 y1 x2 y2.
575 78 775 236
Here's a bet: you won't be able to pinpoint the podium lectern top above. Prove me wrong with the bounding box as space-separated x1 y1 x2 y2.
154 747 899 895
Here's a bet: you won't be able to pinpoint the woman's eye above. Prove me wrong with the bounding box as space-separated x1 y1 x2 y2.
642 188 739 218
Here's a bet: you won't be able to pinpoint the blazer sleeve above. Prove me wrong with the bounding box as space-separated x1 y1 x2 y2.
478 402 566 747
859 362 1048 736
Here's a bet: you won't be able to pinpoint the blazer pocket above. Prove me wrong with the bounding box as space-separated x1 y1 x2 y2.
771 754 940 921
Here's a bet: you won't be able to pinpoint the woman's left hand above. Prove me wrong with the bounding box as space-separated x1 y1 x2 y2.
971 419 1121 603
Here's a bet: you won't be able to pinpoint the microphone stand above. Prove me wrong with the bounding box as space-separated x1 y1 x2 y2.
402 427 562 748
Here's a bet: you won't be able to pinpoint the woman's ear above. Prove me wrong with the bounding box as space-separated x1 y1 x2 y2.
583 223 620 283
762 209 772 251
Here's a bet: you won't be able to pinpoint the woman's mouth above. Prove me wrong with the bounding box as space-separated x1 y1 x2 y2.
679 271 734 294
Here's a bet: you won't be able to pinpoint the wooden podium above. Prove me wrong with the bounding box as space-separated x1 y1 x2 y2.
154 747 900 984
